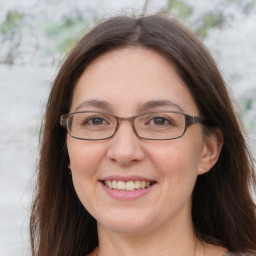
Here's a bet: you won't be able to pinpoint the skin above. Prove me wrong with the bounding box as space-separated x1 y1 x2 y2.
67 47 225 256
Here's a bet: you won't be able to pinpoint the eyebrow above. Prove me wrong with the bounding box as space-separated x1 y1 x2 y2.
74 99 112 111
74 99 184 113
138 100 184 112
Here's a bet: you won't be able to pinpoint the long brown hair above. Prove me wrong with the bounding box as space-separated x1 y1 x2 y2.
30 15 256 256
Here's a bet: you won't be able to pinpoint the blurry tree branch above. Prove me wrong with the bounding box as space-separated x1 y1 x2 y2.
167 0 172 11
142 0 150 15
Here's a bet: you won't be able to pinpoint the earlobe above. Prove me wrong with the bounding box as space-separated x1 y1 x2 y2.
198 129 224 175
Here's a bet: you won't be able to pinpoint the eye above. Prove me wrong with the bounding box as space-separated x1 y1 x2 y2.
152 117 170 125
146 116 174 126
84 116 109 126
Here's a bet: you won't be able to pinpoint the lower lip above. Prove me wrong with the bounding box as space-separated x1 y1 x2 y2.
100 182 156 200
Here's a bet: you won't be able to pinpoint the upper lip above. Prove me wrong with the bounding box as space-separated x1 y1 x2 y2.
100 175 156 183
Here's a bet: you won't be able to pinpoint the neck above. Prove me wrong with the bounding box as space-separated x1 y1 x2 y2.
97 213 199 256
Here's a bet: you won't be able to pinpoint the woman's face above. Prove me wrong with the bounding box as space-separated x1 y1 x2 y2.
67 47 216 235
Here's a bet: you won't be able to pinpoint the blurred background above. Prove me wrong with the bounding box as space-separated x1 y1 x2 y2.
0 0 255 255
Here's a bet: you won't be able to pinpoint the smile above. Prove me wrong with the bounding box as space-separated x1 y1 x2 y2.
103 180 153 191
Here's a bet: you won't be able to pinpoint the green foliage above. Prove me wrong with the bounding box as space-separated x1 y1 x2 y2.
227 0 244 4
195 12 225 39
168 0 193 21
239 98 256 131
43 15 83 37
42 12 91 54
240 98 254 111
0 11 24 35
58 37 76 55
226 0 251 6
226 0 256 14
167 0 225 39
243 1 256 14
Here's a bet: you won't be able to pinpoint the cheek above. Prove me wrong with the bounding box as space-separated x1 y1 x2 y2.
67 139 105 175
149 140 202 190
66 139 106 204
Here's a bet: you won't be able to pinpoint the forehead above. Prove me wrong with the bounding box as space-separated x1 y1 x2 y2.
70 47 199 115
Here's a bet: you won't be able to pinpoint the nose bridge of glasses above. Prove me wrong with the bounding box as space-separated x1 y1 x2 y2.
115 116 137 134
117 115 136 124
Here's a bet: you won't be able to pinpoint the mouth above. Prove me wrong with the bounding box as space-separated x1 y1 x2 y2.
102 180 156 191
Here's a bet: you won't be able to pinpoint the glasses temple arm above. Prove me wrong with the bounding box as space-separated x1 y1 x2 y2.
60 115 68 127
186 115 211 127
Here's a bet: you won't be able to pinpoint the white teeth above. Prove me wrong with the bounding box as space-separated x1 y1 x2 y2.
112 180 117 189
126 181 135 191
117 181 126 190
107 180 113 189
104 180 152 191
140 181 146 189
134 180 141 189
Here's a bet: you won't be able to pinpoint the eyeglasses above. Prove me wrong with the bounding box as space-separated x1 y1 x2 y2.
60 111 209 141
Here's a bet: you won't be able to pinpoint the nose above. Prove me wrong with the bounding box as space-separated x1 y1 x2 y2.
106 121 145 165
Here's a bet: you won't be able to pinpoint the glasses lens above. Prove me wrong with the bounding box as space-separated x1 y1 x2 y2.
68 112 116 139
134 112 186 139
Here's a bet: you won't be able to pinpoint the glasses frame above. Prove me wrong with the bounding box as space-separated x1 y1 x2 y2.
60 111 209 141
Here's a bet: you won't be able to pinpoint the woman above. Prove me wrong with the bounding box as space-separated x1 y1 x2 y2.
30 15 256 256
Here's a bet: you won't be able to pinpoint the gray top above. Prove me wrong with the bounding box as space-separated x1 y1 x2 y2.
223 252 256 256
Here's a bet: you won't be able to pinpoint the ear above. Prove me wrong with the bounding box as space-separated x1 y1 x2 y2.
198 128 224 175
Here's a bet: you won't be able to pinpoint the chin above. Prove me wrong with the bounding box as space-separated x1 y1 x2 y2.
103 221 150 234
97 211 155 234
